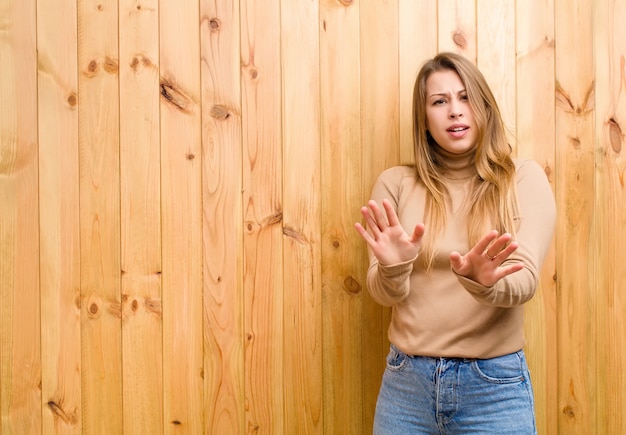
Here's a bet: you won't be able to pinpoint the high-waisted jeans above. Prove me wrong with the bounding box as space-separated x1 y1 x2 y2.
373 344 537 435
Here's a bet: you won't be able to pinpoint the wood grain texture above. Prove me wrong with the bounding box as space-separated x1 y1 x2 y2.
438 0 477 61
281 0 323 433
160 0 204 433
119 0 163 432
0 0 41 433
360 1 400 432
399 0 438 165
200 0 245 433
594 1 626 433
240 1 285 433
555 0 596 432
477 0 516 142
515 1 557 433
319 1 364 434
2 2 626 434
77 0 123 433
37 0 81 432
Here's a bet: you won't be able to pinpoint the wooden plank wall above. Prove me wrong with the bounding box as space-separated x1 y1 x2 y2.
0 1 624 434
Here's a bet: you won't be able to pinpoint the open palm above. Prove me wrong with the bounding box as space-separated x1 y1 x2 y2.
354 199 425 266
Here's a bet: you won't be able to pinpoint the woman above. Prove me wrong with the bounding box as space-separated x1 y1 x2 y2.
354 52 555 434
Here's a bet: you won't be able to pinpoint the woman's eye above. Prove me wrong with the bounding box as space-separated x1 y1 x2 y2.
433 99 445 105
460 94 469 101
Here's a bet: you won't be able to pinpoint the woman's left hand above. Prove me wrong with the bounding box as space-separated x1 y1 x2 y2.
449 230 524 287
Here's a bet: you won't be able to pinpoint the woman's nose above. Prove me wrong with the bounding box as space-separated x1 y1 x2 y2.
449 103 463 118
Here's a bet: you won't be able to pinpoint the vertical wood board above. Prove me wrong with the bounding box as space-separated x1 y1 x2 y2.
515 1 557 433
200 0 245 433
119 0 163 433
555 0 596 432
593 0 626 433
281 0 323 433
37 0 82 432
319 0 363 433
0 0 41 433
240 1 285 433
160 0 204 432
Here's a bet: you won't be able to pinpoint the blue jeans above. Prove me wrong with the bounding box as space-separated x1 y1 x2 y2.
374 344 537 434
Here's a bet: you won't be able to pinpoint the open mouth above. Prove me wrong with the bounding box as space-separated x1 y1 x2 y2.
447 126 468 133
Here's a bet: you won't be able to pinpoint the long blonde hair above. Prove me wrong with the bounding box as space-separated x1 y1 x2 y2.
412 52 519 270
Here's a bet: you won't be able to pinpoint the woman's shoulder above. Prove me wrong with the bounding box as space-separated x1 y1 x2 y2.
376 165 417 182
512 158 551 183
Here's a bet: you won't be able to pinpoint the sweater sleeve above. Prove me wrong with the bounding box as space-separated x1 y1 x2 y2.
457 159 556 307
364 167 417 306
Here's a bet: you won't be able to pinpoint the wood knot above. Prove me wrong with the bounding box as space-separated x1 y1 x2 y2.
452 31 467 50
209 18 221 31
343 276 362 294
86 60 98 76
562 405 575 419
210 105 231 120
248 67 259 80
160 79 194 113
67 93 77 107
543 164 552 180
608 117 623 153
103 56 118 74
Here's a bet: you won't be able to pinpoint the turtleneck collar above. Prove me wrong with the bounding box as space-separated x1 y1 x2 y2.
430 143 478 181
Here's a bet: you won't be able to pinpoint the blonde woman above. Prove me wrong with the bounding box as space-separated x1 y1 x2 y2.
355 52 555 434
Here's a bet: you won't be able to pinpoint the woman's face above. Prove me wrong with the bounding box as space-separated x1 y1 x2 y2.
424 69 478 155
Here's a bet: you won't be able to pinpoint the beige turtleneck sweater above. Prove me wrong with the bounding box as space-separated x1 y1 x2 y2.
366 153 556 359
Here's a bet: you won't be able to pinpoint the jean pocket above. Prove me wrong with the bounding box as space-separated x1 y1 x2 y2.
471 351 526 384
385 344 409 372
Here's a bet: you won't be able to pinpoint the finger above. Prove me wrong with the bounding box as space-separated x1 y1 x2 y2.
381 199 400 227
475 230 499 254
497 241 518 259
485 237 518 262
489 233 513 255
494 263 524 279
410 223 426 243
360 206 381 236
368 200 389 230
354 222 374 244
449 251 463 269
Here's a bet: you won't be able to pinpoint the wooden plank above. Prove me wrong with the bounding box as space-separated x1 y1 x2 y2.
594 0 626 433
0 0 41 433
37 0 81 432
240 1 285 433
199 0 245 433
159 0 204 432
359 1 400 432
399 0 437 165
319 0 362 433
77 0 123 433
477 0 516 143
554 0 596 432
437 0 476 61
515 1 557 434
119 0 162 433
280 0 323 433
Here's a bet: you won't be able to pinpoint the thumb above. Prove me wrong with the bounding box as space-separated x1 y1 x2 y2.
449 251 463 271
410 223 426 243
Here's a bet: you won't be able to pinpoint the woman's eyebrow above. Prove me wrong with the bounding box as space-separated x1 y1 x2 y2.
428 89 466 98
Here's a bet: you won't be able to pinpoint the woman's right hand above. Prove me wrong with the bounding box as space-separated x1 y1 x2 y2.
354 198 425 265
